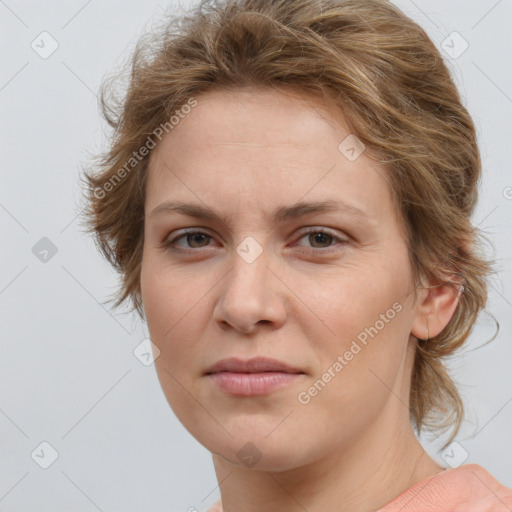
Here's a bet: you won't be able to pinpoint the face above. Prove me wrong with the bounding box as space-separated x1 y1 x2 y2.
140 86 422 471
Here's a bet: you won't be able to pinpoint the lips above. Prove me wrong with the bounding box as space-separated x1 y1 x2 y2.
204 357 304 375
204 357 305 396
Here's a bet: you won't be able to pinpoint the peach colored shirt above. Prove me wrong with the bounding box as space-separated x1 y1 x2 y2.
377 464 512 512
206 464 512 512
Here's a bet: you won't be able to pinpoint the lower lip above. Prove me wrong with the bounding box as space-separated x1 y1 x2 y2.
207 371 304 395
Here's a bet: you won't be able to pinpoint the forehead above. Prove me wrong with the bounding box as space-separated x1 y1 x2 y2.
145 86 398 228
163 86 353 150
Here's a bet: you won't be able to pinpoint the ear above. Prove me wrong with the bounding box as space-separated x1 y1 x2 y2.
410 276 464 341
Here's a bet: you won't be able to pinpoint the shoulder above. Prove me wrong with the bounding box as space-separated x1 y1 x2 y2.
206 466 512 512
378 464 512 512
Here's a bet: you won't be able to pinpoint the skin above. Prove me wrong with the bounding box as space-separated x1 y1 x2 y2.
140 86 461 512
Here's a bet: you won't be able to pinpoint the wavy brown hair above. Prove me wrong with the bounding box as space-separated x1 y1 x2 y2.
80 0 497 445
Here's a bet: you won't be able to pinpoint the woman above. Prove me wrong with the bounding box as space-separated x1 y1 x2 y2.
81 0 512 510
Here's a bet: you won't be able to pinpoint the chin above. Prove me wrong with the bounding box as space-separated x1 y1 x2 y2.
210 439 308 472
195 421 313 472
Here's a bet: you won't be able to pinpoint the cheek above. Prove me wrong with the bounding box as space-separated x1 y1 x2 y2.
141 264 167 336
140 259 215 377
301 268 413 397
301 265 409 344
140 261 207 423
140 261 188 352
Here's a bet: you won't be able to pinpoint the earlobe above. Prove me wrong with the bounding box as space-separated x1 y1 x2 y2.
411 279 464 341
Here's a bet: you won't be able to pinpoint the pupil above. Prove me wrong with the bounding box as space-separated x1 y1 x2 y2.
190 234 207 247
312 233 330 247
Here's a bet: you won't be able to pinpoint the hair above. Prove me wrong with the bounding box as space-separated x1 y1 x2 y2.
80 0 497 446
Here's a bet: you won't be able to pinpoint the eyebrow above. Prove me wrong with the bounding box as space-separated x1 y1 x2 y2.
149 199 373 226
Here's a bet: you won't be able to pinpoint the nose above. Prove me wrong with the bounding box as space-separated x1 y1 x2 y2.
213 245 287 334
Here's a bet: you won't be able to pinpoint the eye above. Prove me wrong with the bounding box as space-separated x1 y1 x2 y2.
164 230 215 251
293 227 348 253
162 227 348 254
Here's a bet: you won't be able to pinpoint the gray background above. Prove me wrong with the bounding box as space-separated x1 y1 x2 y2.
1 1 511 511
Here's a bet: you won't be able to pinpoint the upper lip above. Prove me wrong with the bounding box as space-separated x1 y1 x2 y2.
205 357 304 375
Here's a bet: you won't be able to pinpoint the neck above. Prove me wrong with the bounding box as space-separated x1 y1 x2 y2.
211 400 442 512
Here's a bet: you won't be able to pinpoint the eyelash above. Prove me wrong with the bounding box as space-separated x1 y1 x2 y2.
162 227 349 255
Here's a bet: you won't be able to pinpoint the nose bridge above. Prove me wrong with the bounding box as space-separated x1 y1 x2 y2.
214 234 285 332
227 234 271 299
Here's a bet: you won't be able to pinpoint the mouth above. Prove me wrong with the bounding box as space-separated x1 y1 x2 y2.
205 356 304 375
204 357 306 396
